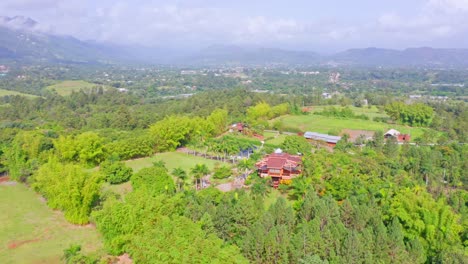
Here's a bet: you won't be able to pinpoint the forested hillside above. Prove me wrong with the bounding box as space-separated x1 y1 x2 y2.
0 67 466 263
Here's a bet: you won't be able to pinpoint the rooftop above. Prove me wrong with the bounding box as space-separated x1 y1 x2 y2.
304 131 341 143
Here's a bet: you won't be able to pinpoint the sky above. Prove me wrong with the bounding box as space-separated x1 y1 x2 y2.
1 0 468 52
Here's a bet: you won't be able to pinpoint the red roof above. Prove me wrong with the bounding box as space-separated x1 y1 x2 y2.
255 153 302 170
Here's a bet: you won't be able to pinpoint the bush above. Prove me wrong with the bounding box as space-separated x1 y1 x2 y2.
213 165 232 179
131 166 175 195
100 160 133 184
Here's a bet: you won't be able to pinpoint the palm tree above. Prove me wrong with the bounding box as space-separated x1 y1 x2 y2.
238 158 253 178
191 164 209 190
172 167 187 191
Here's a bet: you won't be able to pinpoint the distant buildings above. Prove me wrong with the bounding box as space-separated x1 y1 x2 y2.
329 72 340 83
0 65 9 73
384 129 411 142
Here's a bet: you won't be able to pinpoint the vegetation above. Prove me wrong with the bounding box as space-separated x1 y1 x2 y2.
0 65 466 263
0 184 102 263
46 80 109 96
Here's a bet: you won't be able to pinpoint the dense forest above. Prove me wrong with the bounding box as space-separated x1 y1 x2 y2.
0 66 467 264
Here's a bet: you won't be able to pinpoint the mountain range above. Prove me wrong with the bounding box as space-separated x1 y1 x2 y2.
1 16 468 67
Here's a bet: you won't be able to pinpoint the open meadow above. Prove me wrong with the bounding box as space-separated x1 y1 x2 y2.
273 114 428 140
46 80 110 96
0 183 103 264
124 151 226 173
306 105 388 119
0 89 39 98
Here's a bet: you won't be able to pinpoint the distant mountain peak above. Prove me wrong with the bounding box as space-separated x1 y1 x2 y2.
0 15 38 31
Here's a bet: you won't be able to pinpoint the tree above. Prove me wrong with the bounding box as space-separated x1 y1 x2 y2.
32 158 102 224
370 130 384 152
281 135 311 155
100 159 133 184
55 132 106 166
247 102 272 127
131 166 176 195
172 167 188 191
207 108 229 135
191 164 210 190
149 116 194 152
213 165 232 179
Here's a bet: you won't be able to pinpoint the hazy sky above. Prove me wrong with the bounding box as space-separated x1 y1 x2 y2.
1 0 468 52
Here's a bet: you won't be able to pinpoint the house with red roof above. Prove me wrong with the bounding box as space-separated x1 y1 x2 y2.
384 129 411 142
255 149 302 188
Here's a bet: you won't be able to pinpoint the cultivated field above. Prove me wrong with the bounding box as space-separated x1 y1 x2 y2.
0 183 103 264
46 80 109 96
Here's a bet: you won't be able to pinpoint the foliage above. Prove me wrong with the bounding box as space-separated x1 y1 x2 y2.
388 188 464 262
281 135 311 155
62 244 98 264
314 106 369 120
130 165 176 195
92 190 248 263
213 165 232 179
32 158 102 224
385 102 434 126
55 132 107 166
100 159 133 184
106 134 154 160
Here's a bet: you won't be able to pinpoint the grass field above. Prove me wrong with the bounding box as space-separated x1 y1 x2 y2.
0 89 38 98
307 105 388 119
125 151 227 173
263 131 287 145
274 114 428 139
46 80 109 96
0 183 103 264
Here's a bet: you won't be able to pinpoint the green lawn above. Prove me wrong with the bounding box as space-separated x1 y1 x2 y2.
0 183 103 264
307 105 388 119
263 132 287 145
46 80 110 96
274 114 428 140
125 151 227 173
0 89 38 98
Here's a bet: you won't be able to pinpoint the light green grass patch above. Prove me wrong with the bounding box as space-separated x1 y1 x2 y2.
125 151 226 173
0 89 38 98
46 80 110 96
307 105 388 119
263 131 287 145
0 184 103 263
274 114 428 140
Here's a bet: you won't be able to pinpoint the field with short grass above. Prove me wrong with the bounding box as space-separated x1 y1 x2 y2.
0 89 38 98
46 80 110 96
0 183 103 264
263 131 287 145
307 105 388 119
273 114 428 139
125 151 226 173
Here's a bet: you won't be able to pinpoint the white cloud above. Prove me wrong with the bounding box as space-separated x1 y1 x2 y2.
1 0 468 50
428 0 468 12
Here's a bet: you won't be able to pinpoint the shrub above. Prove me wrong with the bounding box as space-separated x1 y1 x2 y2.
213 165 232 179
100 160 133 184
